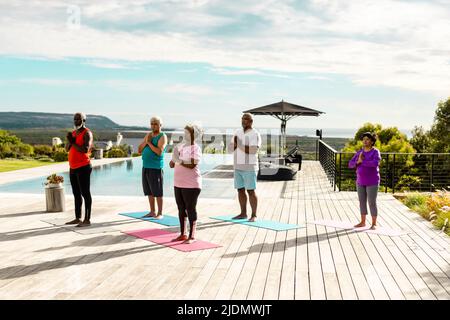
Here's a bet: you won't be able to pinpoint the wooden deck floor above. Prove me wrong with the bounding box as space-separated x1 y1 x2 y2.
0 161 448 300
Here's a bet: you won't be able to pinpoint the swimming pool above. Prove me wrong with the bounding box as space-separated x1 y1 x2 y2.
0 154 237 199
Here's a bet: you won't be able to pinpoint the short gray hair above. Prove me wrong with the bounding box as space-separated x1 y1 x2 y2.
75 112 87 121
185 123 203 142
242 113 253 121
150 116 163 125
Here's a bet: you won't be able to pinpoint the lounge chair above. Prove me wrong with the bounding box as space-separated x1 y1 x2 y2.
257 161 297 181
284 146 302 171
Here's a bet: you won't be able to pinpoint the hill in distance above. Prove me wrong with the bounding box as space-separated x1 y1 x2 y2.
0 111 151 131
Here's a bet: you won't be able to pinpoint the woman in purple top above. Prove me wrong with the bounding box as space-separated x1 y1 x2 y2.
348 132 381 229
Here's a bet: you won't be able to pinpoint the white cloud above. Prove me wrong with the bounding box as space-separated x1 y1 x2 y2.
178 68 198 73
0 0 449 96
306 76 334 81
163 84 219 96
209 67 291 78
84 60 137 69
16 78 89 86
209 67 263 76
232 81 261 86
94 79 219 96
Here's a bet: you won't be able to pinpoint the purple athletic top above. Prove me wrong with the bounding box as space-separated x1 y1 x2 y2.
348 148 381 186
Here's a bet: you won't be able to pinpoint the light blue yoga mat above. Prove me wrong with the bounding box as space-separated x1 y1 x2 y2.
210 215 303 231
119 212 179 226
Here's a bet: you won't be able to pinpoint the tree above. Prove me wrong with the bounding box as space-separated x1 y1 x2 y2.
0 130 21 145
343 123 414 153
410 126 432 153
410 97 450 153
429 98 450 153
0 130 35 158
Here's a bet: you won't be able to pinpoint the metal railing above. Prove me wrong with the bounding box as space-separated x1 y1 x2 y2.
317 140 450 192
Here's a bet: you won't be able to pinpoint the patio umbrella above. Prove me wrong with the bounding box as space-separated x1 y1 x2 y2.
244 100 324 156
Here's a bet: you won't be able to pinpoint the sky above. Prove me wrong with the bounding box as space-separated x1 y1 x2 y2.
0 0 449 134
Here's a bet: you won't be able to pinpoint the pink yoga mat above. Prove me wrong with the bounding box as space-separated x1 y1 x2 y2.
123 228 221 252
311 220 409 236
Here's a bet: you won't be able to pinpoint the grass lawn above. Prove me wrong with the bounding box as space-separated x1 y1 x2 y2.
0 159 56 172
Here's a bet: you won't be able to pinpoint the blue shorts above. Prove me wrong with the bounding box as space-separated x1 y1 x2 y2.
234 170 257 190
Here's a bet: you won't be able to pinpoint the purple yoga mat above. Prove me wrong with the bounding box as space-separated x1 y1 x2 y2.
123 228 221 252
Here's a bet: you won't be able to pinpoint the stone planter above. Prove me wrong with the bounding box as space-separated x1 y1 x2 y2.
47 183 63 188
45 183 65 212
94 149 103 159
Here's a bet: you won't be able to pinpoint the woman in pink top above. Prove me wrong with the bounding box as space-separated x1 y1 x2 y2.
169 124 202 244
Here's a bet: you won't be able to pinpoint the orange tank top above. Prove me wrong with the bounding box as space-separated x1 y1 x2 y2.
68 128 92 169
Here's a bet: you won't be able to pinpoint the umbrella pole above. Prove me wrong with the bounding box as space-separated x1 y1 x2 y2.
280 122 283 157
280 119 287 158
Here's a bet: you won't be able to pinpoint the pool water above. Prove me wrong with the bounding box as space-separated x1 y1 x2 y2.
0 154 237 199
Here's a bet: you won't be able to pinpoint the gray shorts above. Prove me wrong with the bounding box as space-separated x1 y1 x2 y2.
142 168 163 197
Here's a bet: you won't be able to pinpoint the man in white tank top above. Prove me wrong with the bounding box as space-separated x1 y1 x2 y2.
229 113 261 222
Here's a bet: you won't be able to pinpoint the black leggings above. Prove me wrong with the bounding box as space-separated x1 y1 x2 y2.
70 164 92 220
174 187 201 238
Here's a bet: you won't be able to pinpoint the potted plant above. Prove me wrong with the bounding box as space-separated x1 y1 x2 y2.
44 174 65 212
45 174 64 188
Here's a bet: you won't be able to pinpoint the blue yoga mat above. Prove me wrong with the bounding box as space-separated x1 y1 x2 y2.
210 215 303 231
119 212 179 226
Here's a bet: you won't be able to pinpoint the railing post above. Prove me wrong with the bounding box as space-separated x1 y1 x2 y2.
430 154 435 192
392 154 396 194
385 154 389 193
334 152 337 191
338 153 342 191
316 139 318 161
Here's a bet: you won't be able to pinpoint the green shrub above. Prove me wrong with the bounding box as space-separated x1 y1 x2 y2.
402 190 450 235
339 178 356 191
0 131 35 158
18 143 34 157
203 147 224 154
0 143 13 158
434 210 450 235
396 175 422 191
0 130 21 145
34 144 53 157
35 155 54 162
106 148 127 158
53 149 68 162
17 156 34 161
403 192 428 207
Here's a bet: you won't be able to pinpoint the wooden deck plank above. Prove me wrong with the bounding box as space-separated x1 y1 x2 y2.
321 190 358 300
230 181 282 299
304 187 326 298
279 179 298 300
263 183 292 299
340 191 446 300
338 192 407 300
244 189 283 299
344 193 450 298
0 160 448 300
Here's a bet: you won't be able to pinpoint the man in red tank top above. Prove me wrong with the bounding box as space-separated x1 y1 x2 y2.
65 112 94 227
